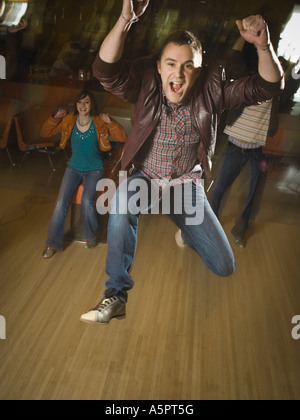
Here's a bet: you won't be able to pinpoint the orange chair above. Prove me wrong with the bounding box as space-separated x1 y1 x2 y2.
13 105 61 171
0 116 15 166
0 96 22 166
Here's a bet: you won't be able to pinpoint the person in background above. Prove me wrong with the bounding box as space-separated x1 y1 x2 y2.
0 18 28 80
40 90 126 259
80 0 283 325
211 36 282 248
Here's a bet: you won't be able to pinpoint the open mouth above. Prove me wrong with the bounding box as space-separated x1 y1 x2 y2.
170 82 184 94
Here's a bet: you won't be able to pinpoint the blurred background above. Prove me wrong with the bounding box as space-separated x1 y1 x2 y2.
0 0 299 88
0 0 299 196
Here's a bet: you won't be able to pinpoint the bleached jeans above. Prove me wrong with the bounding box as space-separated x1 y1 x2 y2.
46 166 104 250
104 172 235 303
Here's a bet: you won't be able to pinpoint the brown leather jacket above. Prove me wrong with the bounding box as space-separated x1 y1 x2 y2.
93 54 282 176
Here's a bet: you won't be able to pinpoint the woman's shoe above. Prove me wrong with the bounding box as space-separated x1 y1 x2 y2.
42 247 56 259
234 238 244 248
85 240 97 249
175 230 187 248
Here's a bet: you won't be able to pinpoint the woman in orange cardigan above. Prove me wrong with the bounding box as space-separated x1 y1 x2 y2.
40 90 126 259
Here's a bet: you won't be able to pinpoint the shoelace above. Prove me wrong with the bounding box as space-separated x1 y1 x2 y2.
92 297 118 312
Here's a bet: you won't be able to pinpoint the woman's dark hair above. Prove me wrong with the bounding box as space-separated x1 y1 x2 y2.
158 30 203 62
73 90 99 116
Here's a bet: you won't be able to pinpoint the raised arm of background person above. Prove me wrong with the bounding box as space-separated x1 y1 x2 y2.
236 15 284 84
99 0 150 64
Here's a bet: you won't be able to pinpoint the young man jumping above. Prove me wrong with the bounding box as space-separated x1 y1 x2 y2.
80 0 283 325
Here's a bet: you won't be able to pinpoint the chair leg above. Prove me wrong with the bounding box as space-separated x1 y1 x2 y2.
64 148 69 160
19 151 29 168
45 148 56 172
6 148 15 166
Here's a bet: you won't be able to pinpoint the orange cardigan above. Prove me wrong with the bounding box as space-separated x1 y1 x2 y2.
40 112 126 152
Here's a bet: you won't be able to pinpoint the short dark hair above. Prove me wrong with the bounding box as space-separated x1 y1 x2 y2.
159 30 203 62
73 90 99 116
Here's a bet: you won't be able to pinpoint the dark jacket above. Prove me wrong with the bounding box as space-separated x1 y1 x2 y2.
93 54 282 176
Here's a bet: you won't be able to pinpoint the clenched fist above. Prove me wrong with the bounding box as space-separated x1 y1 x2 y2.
236 15 270 49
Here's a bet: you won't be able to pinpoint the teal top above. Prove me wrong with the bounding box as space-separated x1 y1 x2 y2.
68 120 104 172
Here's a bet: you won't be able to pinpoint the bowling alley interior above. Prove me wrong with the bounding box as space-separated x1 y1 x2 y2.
0 0 299 400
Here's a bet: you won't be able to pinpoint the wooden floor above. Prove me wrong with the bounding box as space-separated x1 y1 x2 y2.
0 149 300 400
0 178 300 400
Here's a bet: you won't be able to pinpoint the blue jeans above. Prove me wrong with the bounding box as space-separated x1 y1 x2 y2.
212 142 264 239
104 172 235 303
46 166 104 250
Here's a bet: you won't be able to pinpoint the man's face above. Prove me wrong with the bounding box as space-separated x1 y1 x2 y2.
157 42 202 105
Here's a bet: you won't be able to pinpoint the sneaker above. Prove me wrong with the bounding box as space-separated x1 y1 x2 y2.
42 247 56 259
80 296 126 325
175 230 187 248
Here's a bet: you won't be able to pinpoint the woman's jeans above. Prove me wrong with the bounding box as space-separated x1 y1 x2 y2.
46 166 104 250
212 142 264 239
105 172 236 303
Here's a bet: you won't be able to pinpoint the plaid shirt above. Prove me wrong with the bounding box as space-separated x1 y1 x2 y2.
139 95 203 184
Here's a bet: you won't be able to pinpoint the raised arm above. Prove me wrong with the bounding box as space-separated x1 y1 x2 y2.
100 114 127 143
40 109 67 138
99 0 150 63
236 15 284 83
